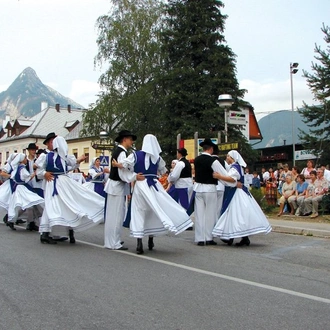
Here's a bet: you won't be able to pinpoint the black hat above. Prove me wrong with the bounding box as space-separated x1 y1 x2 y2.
43 132 56 145
199 138 217 148
36 148 47 155
27 143 38 150
177 148 188 157
115 130 137 143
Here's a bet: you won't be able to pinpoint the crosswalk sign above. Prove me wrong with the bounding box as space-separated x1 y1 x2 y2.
99 156 109 166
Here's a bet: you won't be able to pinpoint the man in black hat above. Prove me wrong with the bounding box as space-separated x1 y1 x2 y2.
104 130 137 250
168 148 193 229
193 138 228 246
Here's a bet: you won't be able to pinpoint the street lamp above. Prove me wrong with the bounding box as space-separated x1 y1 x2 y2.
217 94 234 143
290 62 299 166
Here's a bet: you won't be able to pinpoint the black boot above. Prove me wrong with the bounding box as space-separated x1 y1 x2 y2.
235 236 250 247
26 221 39 231
148 236 154 250
3 214 8 225
69 229 75 244
7 222 16 231
40 232 57 244
136 238 144 254
221 238 234 246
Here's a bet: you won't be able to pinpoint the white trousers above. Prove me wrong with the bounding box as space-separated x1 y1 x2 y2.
104 194 125 249
194 192 218 242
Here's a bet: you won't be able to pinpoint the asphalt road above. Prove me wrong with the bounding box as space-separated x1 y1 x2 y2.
1 222 330 330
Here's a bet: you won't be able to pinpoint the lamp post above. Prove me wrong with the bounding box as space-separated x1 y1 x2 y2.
99 130 109 155
217 94 234 143
290 62 299 166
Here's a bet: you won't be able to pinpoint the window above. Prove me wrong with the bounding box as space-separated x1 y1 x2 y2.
72 148 78 159
15 128 20 136
96 149 102 157
83 147 89 163
7 129 11 137
6 151 9 161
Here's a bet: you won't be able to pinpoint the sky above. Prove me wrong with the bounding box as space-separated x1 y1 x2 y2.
1 0 330 119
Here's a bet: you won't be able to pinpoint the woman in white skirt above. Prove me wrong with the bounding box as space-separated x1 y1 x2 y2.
212 150 272 246
36 136 105 244
113 134 193 254
83 157 109 198
7 153 44 230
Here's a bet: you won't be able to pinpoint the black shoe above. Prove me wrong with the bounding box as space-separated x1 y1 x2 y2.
185 227 193 231
116 246 128 250
40 233 57 244
235 236 250 247
197 242 205 246
8 222 16 231
136 238 144 254
206 240 217 246
15 219 26 225
69 229 75 244
148 237 154 250
3 214 8 225
221 238 234 246
26 221 39 231
52 237 68 242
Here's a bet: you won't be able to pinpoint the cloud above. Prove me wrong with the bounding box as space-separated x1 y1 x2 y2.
240 77 316 116
69 80 101 108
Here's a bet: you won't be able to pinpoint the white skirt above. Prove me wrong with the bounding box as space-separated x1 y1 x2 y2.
7 185 44 222
39 174 104 234
212 189 272 239
130 179 193 238
0 180 12 219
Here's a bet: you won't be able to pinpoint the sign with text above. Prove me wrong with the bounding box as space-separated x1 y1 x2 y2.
218 142 239 151
227 111 247 125
294 149 319 160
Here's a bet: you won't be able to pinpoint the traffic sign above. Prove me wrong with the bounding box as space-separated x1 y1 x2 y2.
92 143 114 150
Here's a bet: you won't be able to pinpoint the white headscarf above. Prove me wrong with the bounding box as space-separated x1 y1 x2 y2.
228 150 247 167
141 134 162 169
10 153 26 178
52 136 68 172
89 157 100 169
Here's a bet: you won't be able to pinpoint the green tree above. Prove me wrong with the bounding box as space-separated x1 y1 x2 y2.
299 24 330 164
159 0 247 157
82 0 165 145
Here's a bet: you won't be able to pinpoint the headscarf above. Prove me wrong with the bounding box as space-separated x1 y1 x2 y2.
228 150 247 167
89 157 100 169
141 134 162 169
10 153 26 178
52 136 68 172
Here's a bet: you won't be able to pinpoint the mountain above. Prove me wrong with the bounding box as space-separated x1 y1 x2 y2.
254 109 321 149
0 67 84 119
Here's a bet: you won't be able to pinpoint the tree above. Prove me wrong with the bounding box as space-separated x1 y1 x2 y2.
299 24 330 164
159 0 247 157
82 0 165 145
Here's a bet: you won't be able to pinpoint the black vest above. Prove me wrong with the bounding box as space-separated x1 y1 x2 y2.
179 158 192 178
194 154 218 185
110 146 128 181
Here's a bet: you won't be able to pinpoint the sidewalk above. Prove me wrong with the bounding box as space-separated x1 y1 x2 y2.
268 214 330 238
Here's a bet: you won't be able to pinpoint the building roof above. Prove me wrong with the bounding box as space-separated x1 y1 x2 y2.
0 105 84 142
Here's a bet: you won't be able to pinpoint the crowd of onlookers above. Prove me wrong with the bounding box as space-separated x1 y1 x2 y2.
243 160 330 219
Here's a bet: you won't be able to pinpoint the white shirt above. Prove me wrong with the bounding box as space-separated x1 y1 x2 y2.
168 158 193 189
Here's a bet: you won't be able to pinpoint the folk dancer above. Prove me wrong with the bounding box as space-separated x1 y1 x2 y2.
104 130 138 250
192 138 228 246
212 150 272 246
37 136 104 244
7 153 44 230
112 134 193 254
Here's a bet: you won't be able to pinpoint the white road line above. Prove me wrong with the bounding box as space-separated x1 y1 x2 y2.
79 239 330 305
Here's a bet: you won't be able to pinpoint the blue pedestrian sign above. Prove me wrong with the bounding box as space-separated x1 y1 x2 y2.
99 156 109 166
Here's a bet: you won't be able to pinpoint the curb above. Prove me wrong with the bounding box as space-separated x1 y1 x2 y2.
270 224 330 238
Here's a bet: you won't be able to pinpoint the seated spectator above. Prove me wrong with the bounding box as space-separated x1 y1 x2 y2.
265 167 278 205
320 164 330 184
303 168 329 218
251 171 260 189
288 174 308 216
291 166 300 182
301 160 315 183
277 174 296 216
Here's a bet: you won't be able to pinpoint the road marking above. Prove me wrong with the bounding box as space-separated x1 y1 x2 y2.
79 239 330 305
